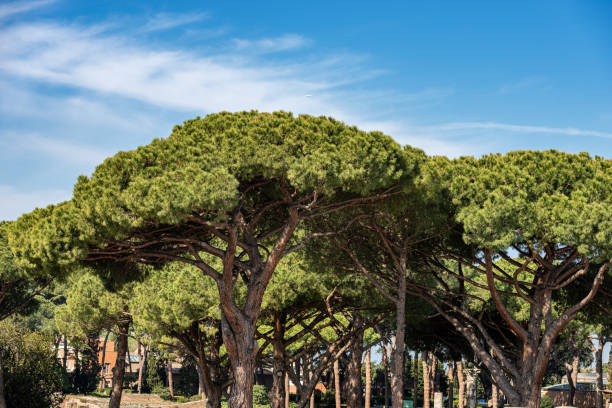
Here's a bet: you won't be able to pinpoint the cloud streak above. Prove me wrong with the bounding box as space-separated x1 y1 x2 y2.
0 0 53 20
413 121 612 139
142 12 208 32
232 34 309 53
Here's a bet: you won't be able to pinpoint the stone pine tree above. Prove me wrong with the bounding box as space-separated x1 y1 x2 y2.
8 111 409 407
412 151 611 408
55 269 133 408
310 146 451 408
130 263 226 408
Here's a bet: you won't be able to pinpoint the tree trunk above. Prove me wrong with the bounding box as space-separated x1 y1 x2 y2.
137 343 148 394
432 354 439 395
127 346 133 375
62 335 68 369
365 348 372 408
198 330 223 408
271 312 286 408
167 359 174 399
347 316 364 408
109 321 129 408
464 368 479 408
99 332 110 390
285 372 290 408
334 359 341 408
565 354 579 406
309 365 315 408
392 286 407 408
423 353 431 408
0 352 7 408
457 361 465 408
222 312 256 408
447 363 454 408
595 335 604 408
491 383 498 408
413 353 419 408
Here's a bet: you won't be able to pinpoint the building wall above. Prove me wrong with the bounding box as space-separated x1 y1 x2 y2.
542 389 597 408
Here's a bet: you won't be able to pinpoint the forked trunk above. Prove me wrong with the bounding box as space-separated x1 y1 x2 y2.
109 320 129 408
457 361 465 408
365 348 372 408
565 355 578 406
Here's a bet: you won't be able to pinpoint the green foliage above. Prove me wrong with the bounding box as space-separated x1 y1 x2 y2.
130 263 219 344
446 150 611 257
145 351 167 393
252 384 270 405
9 112 407 273
540 395 555 408
0 319 64 408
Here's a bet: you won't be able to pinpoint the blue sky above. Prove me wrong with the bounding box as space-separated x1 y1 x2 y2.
0 0 611 221
0 0 609 363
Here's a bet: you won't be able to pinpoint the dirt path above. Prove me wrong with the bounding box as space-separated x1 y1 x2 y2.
61 393 205 408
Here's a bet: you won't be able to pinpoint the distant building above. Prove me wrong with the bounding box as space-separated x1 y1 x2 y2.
542 373 609 408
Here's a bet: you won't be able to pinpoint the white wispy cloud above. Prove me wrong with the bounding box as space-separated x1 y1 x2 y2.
498 76 547 94
0 185 70 221
413 122 612 139
0 0 53 20
142 12 208 32
232 34 309 53
0 23 343 114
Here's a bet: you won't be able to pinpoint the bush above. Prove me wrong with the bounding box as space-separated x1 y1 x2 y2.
0 319 64 408
541 395 554 408
253 385 270 405
189 394 203 401
152 385 172 400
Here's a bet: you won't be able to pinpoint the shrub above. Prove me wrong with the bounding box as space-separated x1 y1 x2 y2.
253 385 270 405
541 395 554 408
152 385 172 400
0 319 64 408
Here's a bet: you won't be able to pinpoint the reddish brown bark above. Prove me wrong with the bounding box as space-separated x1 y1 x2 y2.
346 317 364 408
109 321 129 408
270 312 286 408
